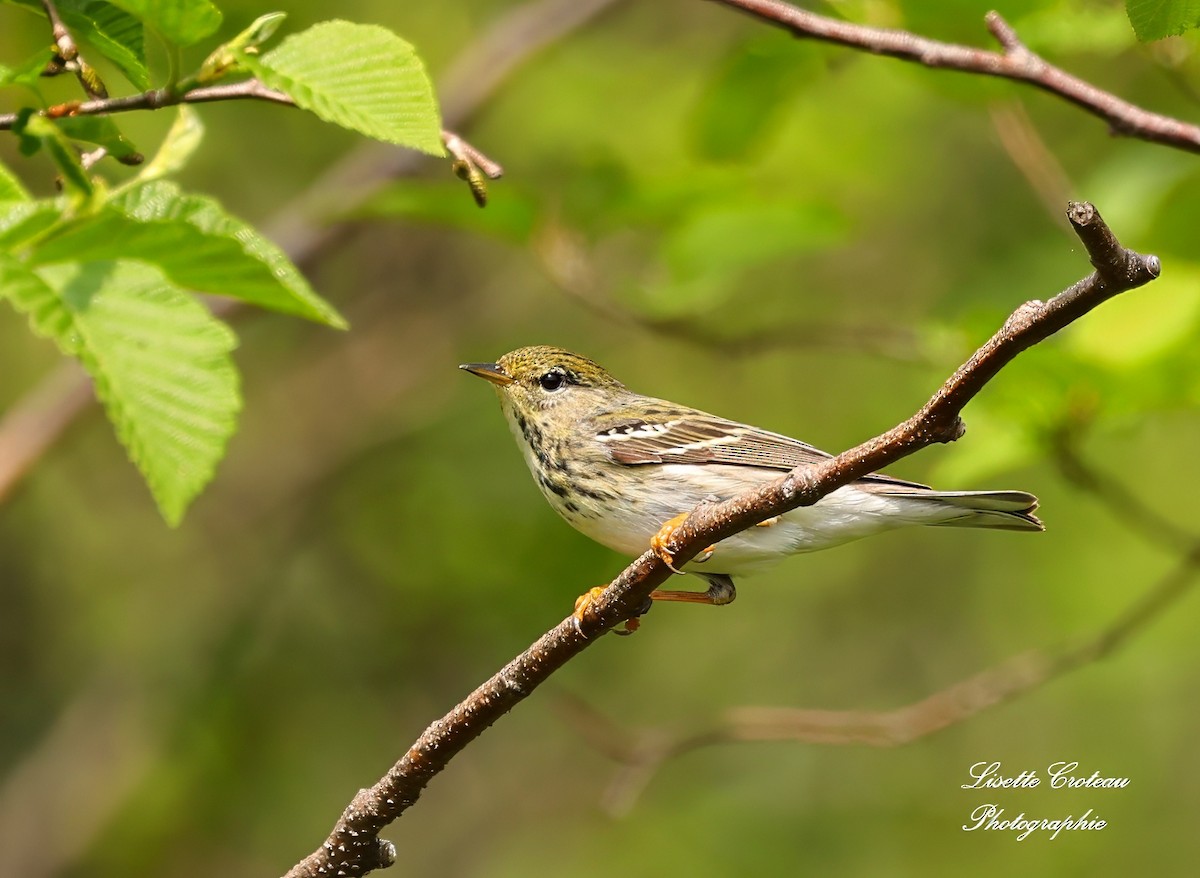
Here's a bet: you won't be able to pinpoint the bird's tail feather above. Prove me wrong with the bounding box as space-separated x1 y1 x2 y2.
882 489 1043 532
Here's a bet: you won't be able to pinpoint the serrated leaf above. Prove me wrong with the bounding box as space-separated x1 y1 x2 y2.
241 21 443 154
137 106 204 182
0 200 63 248
1126 0 1200 40
0 255 239 524
105 0 221 46
0 252 75 341
54 115 142 162
0 162 30 201
31 181 345 327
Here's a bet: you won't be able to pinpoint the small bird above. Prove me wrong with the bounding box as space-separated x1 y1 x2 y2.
462 345 1041 623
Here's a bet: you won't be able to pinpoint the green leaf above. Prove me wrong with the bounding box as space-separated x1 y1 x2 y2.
105 0 221 46
195 12 287 84
54 116 143 163
0 252 74 341
0 200 63 248
0 256 240 524
60 0 150 90
13 114 94 200
31 181 346 328
241 21 443 154
137 106 204 182
0 161 30 201
0 47 56 87
1126 0 1200 40
2 0 146 86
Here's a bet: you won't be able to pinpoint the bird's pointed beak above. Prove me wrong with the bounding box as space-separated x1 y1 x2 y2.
460 362 513 386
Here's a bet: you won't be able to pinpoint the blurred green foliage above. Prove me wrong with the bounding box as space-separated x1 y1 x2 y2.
1 2 442 524
2 0 1200 876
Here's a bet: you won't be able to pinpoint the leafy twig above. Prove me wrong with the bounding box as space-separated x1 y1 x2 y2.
281 202 1159 877
0 82 502 193
40 0 108 99
710 0 1200 154
0 0 589 505
443 129 503 207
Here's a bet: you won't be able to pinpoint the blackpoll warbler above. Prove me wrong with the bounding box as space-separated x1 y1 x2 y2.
463 346 1041 616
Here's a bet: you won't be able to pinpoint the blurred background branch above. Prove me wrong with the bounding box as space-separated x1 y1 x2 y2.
561 428 1200 814
282 203 1158 877
2 1 1198 875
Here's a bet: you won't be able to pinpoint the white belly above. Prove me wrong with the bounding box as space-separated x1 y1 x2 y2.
558 463 953 576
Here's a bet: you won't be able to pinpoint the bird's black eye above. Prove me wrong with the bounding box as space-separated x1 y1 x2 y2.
539 370 566 392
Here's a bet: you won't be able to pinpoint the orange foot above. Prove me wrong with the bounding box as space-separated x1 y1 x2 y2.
572 586 640 636
650 512 715 572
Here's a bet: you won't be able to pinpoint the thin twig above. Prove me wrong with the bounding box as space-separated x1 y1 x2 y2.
281 203 1159 877
443 129 503 206
0 78 295 129
988 100 1075 227
40 0 107 99
710 0 1200 154
442 130 503 180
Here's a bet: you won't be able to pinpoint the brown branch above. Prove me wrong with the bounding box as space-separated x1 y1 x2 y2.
642 203 1159 576
710 0 1200 154
563 398 1200 814
0 79 295 130
282 203 1159 876
40 0 108 100
0 84 500 196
